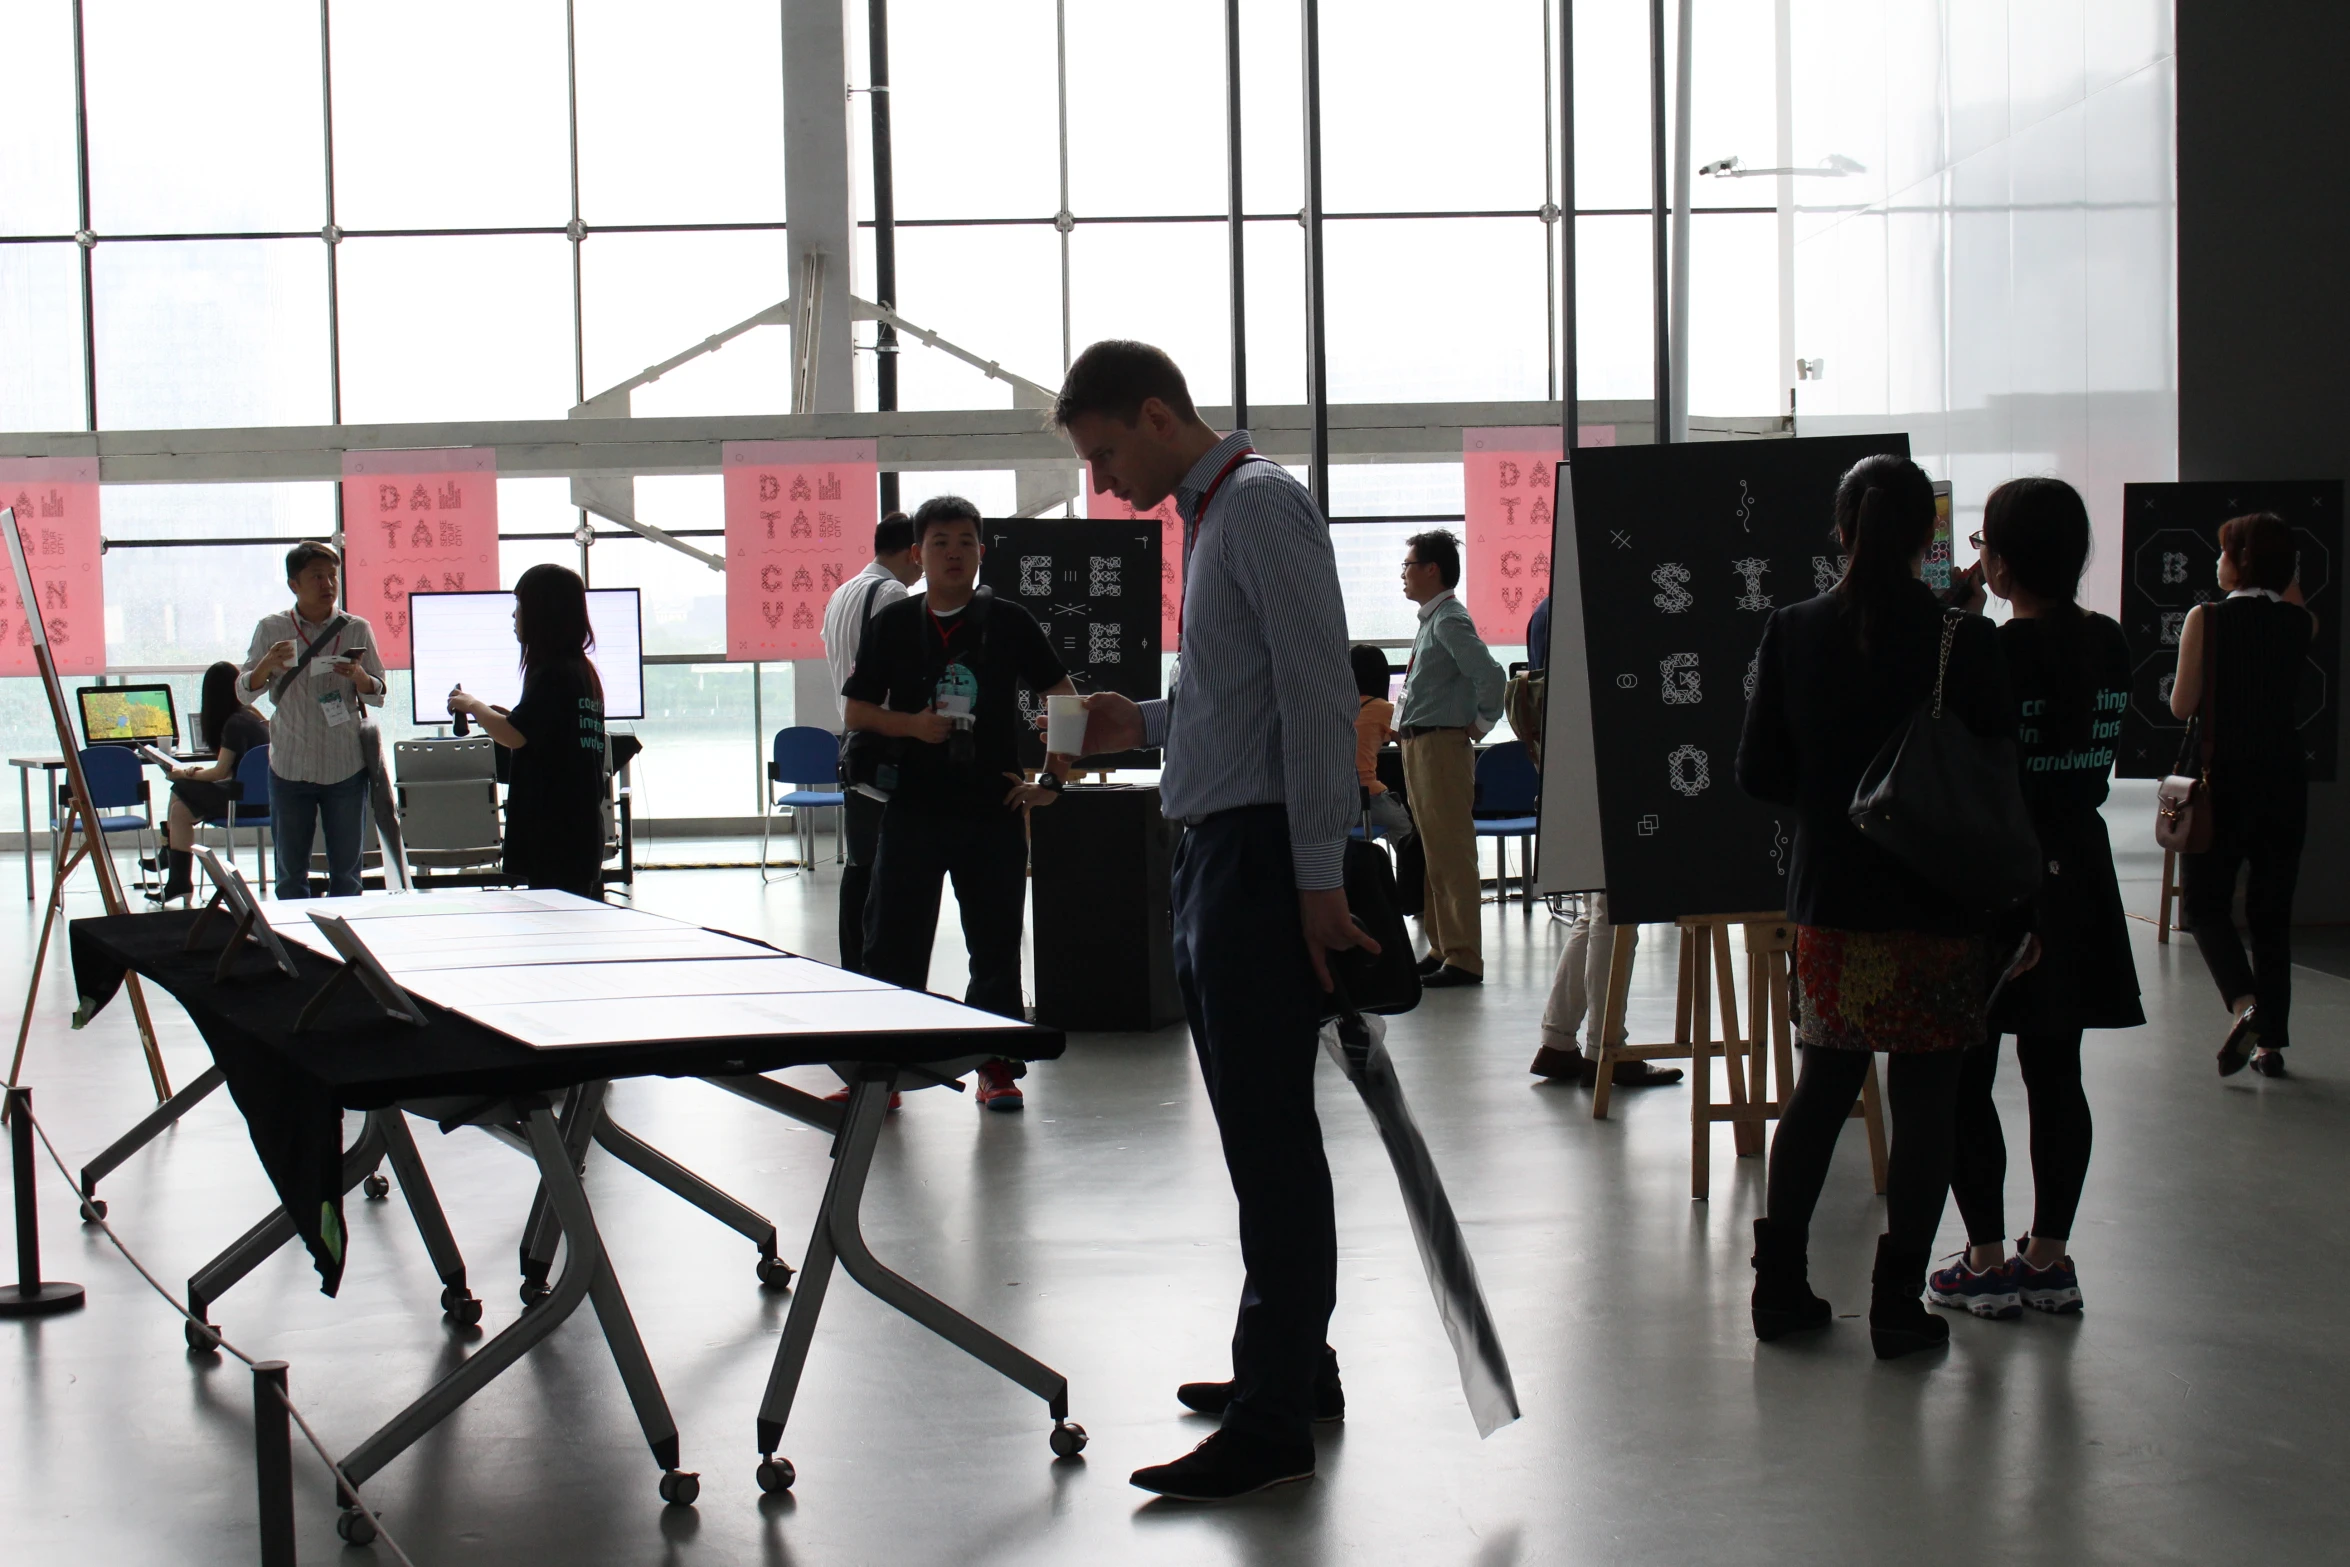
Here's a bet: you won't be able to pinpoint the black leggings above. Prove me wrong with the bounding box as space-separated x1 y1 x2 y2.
1766 1047 1964 1253
1949 1031 2091 1246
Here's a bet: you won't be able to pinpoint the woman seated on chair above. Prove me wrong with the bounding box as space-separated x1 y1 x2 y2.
447 563 609 900
152 660 270 904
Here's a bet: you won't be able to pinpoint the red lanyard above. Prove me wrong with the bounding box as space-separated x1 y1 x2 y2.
1194 446 1259 517
926 605 963 654
290 608 336 653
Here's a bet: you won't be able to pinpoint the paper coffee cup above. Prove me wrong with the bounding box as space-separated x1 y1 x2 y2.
1046 693 1089 755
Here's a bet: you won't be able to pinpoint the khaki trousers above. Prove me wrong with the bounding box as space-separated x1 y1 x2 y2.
1401 728 1480 975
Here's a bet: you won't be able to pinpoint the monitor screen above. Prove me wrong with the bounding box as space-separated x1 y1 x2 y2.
78 684 178 748
408 589 646 723
1387 671 1406 707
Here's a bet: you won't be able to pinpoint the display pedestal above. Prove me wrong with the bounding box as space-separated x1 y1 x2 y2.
1029 785 1181 1032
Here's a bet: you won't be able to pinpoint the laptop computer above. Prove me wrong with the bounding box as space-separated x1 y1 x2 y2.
77 684 179 750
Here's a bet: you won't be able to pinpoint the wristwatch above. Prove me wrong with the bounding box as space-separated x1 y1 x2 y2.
1036 772 1066 794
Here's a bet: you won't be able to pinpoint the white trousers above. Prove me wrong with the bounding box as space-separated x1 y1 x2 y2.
1539 894 1637 1061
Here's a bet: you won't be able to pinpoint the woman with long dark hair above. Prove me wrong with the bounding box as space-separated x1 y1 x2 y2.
1737 453 2016 1359
149 660 270 903
2171 512 2318 1077
1929 478 2140 1322
448 564 609 899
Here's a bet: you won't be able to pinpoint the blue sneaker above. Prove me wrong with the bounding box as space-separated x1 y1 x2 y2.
1926 1254 2022 1319
2010 1247 2084 1314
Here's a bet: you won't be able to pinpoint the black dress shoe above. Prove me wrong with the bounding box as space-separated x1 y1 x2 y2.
1177 1356 1344 1423
1608 1059 1684 1087
1420 964 1482 988
2217 1006 2260 1076
1130 1429 1315 1500
1415 954 1446 977
2252 1049 2289 1078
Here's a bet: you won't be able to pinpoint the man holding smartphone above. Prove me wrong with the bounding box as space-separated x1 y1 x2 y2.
238 541 387 898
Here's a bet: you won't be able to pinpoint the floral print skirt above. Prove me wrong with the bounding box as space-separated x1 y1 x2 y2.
1793 926 1993 1054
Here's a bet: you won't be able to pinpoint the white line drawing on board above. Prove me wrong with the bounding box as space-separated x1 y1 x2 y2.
1770 819 1790 875
1660 652 1701 705
1666 744 1711 797
1651 562 1693 613
1743 646 1761 702
1637 813 1660 837
1731 557 1773 612
1736 478 1756 532
1615 672 1639 689
1812 554 1846 593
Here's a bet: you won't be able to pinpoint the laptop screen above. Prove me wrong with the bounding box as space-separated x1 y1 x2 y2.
78 684 178 748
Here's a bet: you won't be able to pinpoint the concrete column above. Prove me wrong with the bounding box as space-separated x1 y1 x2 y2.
783 0 857 415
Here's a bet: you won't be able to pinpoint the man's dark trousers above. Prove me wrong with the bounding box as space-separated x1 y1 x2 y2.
861 801 1028 1020
837 787 885 973
1170 803 1336 1450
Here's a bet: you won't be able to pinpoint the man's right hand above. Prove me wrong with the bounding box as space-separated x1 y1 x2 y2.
1080 692 1144 755
896 709 955 745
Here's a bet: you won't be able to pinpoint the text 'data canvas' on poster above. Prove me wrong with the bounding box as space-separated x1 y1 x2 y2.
1464 427 1613 639
341 449 500 669
1085 485 1183 653
724 439 879 661
0 458 103 676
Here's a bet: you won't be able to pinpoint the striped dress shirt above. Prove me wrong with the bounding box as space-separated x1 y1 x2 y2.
1140 430 1357 890
237 608 387 784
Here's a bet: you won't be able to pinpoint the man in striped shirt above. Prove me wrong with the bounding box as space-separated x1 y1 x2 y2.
1054 340 1375 1501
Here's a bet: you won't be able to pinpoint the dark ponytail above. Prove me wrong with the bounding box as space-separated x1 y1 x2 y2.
1830 454 1935 652
1982 475 2093 727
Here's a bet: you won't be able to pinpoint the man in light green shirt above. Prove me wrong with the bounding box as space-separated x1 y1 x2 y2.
1396 529 1505 986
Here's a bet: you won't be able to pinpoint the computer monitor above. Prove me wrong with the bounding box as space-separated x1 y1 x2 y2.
1387 671 1407 707
407 588 646 723
77 684 179 750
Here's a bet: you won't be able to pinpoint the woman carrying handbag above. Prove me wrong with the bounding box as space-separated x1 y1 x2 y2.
1737 454 2018 1360
2169 512 2319 1078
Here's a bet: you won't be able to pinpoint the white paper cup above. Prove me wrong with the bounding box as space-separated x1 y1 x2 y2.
1046 693 1089 755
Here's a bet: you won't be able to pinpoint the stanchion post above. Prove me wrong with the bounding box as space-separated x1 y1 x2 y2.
252 1359 295 1567
0 1086 85 1317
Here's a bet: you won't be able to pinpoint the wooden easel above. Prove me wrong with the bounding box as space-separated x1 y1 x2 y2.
1 505 168 1101
1590 913 1886 1201
2157 848 2184 943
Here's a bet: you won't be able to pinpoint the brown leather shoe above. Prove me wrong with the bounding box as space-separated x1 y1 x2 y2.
1606 1060 1685 1088
1530 1045 1588 1082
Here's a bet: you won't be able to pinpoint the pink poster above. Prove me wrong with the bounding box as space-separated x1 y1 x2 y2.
341 449 500 669
1085 488 1183 652
723 439 879 661
0 458 104 676
1463 427 1615 638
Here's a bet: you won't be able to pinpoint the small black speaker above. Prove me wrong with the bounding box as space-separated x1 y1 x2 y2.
1030 785 1182 1031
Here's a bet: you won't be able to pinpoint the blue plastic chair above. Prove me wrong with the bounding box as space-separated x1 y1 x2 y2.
1472 739 1540 908
201 743 274 878
762 726 846 881
67 746 153 890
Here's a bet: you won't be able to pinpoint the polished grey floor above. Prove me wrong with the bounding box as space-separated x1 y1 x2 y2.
3 806 2346 1565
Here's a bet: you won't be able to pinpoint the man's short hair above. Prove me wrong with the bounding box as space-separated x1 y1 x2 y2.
1051 339 1197 429
912 494 983 544
1407 528 1463 590
874 511 913 556
285 540 339 582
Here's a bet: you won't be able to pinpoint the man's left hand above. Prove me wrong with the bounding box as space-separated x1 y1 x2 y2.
1002 772 1060 810
1299 887 1378 992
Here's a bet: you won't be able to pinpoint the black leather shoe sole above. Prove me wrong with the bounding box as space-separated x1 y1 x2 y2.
1176 1380 1344 1422
1869 1313 1951 1360
2252 1050 2289 1078
1752 1299 1832 1342
1421 965 1483 988
2217 1007 2259 1076
1130 1459 1314 1501
1610 1061 1684 1087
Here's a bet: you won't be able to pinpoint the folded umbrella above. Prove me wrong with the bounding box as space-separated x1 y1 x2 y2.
1322 1005 1520 1438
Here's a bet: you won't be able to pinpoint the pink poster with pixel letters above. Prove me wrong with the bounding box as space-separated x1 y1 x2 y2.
723 440 878 661
0 458 104 676
1085 487 1182 652
1463 427 1614 640
341 449 501 669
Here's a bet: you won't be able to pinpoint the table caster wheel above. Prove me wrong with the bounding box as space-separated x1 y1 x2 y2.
185 1319 220 1354
756 1254 794 1290
755 1457 795 1494
658 1469 701 1506
1050 1421 1089 1458
79 1196 106 1223
519 1278 552 1308
362 1172 391 1200
441 1286 483 1326
336 1506 378 1546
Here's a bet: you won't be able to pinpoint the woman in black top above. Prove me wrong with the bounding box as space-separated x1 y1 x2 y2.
2171 511 2319 1077
152 661 271 904
1737 453 2016 1360
448 564 609 900
1933 478 2142 1322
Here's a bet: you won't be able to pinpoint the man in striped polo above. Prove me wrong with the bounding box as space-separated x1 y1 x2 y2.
1054 340 1376 1501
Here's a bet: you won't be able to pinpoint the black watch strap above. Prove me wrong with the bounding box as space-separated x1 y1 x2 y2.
1037 772 1065 793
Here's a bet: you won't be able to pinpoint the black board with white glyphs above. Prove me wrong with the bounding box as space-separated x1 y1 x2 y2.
1570 433 1908 925
978 518 1161 767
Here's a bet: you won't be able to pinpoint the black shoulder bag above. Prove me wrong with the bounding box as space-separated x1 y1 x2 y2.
1848 608 2042 915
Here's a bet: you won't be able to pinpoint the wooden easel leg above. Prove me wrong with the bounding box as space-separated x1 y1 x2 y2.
8 815 89 1091
2158 848 2176 945
1714 923 1760 1158
1689 926 1713 1200
1857 1054 1889 1196
1589 924 1638 1121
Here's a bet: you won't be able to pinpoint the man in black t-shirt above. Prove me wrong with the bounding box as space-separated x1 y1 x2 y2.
842 496 1076 1109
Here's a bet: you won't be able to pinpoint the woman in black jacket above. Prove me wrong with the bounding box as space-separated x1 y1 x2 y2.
1737 453 2016 1360
2171 511 2319 1078
1932 478 2141 1322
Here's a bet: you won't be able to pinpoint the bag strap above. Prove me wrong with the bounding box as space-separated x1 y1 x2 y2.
267 611 351 702
1930 608 1962 719
859 576 885 630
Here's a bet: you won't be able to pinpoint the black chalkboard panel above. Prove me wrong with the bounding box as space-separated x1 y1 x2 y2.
2116 481 2339 782
980 519 1161 768
1571 433 1908 925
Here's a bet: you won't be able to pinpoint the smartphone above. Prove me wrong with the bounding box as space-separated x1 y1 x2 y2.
1940 562 1984 610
